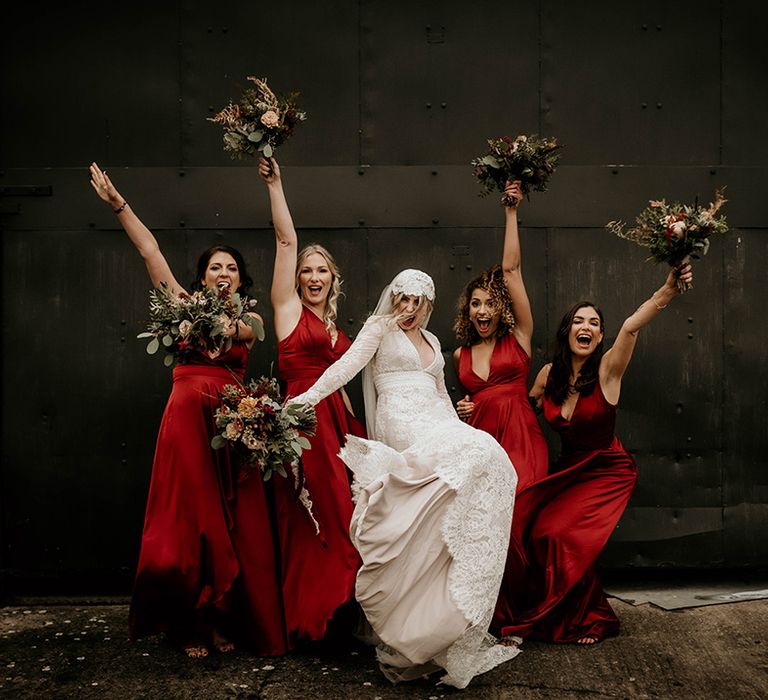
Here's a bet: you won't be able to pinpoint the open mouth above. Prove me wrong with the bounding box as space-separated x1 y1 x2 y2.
307 285 323 296
476 319 491 333
576 332 592 348
400 315 416 327
217 281 231 290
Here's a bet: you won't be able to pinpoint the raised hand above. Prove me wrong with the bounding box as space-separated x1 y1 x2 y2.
89 162 125 210
670 261 694 292
258 156 281 185
503 180 523 210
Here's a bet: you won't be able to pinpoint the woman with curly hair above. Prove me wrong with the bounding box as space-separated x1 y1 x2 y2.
493 264 692 645
453 180 548 493
259 156 365 649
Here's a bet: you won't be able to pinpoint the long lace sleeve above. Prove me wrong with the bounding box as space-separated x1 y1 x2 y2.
289 316 386 407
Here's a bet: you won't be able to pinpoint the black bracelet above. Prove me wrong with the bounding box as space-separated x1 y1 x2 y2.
113 201 128 214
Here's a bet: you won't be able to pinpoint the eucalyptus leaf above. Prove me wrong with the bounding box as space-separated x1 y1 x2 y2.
162 334 174 347
263 144 273 158
211 434 227 450
263 469 273 482
291 441 303 456
245 315 266 342
137 332 154 339
481 155 501 168
276 465 287 478
297 436 311 450
146 338 160 355
163 354 175 367
247 130 264 143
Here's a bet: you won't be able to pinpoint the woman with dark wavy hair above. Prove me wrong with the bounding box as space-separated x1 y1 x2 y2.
493 263 692 646
453 181 548 493
88 163 283 659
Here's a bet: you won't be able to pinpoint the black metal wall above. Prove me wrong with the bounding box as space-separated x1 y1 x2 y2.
2 1 767 595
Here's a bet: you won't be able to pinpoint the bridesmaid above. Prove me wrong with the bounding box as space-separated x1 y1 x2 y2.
89 163 285 658
493 263 693 644
453 180 548 492
258 156 364 647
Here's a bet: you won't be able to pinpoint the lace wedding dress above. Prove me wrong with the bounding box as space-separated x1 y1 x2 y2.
292 316 520 688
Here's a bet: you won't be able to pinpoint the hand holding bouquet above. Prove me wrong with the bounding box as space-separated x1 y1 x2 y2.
211 377 320 533
607 189 728 292
138 283 265 366
472 134 562 207
208 76 306 162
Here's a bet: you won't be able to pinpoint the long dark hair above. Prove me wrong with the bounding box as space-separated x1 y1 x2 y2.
545 301 605 405
191 245 253 296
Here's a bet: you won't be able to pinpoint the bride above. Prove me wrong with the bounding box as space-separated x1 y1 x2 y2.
290 269 520 688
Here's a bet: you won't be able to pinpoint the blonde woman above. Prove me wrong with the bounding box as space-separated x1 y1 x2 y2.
259 156 365 648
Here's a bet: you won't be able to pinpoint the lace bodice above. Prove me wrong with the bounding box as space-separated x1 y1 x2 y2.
292 316 457 448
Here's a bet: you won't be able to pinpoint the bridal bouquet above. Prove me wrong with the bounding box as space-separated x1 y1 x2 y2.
208 76 307 160
211 377 320 533
606 189 728 292
472 134 562 206
138 283 265 366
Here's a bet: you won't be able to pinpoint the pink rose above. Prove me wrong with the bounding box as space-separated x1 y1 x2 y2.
260 110 279 128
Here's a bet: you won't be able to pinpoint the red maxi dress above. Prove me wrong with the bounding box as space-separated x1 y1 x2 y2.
492 381 638 642
129 343 287 655
277 307 366 647
458 333 548 492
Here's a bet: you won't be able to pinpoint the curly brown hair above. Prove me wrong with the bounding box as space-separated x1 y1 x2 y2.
454 265 515 346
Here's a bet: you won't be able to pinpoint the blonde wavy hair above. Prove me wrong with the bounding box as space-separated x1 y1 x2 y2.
384 291 434 326
454 265 515 346
295 244 343 334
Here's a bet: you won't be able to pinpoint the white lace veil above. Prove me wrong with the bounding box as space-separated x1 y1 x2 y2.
362 269 436 437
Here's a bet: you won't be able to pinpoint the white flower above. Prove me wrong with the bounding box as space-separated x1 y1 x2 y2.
178 320 192 337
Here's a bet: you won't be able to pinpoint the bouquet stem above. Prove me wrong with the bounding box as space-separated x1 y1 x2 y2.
675 256 693 293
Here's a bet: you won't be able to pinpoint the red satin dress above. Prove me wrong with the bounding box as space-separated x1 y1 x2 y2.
129 343 287 655
458 333 548 492
493 381 638 642
277 307 366 647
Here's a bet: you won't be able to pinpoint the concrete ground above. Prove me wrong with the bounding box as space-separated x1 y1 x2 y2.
1 597 766 699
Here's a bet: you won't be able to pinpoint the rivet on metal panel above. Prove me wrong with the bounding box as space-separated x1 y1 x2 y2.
687 332 693 339
656 25 662 31
688 317 693 323
432 218 439 225
222 27 229 33
642 24 648 30
348 318 354 324
641 103 647 109
466 265 472 271
450 386 455 392
207 27 213 33
431 170 438 176
178 171 185 177
656 102 663 109
120 337 126 343
426 103 432 109
208 106 215 112
179 221 186 227
121 459 128 465
121 320 127 325
449 264 455 270
441 102 447 109
686 452 692 458
358 168 365 175
358 219 365 226
676 403 683 414
612 168 619 175
121 443 127 449
686 436 693 442
710 169 717 175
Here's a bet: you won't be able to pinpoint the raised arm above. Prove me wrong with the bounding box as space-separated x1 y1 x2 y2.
259 157 302 340
290 316 386 407
529 363 551 413
501 180 534 356
600 264 693 401
89 162 183 293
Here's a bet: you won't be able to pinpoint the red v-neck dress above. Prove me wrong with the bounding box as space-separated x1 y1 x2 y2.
129 343 286 654
276 307 366 647
458 333 548 492
492 381 638 643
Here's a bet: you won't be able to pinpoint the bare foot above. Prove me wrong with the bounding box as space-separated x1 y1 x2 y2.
212 630 235 653
498 636 521 648
576 635 598 645
183 645 209 658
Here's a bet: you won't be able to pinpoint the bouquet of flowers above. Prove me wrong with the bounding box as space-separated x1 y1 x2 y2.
211 377 320 533
208 76 307 160
472 134 562 206
138 283 265 366
606 189 728 292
